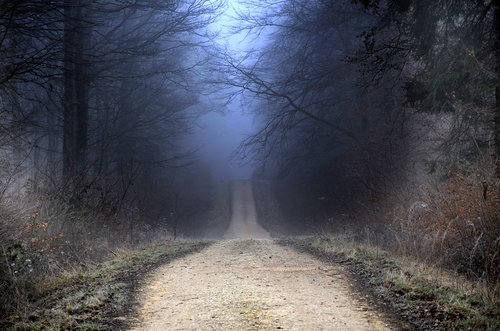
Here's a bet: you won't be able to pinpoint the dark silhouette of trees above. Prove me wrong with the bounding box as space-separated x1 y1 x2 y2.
352 0 498 173
493 0 499 175
219 0 409 216
63 0 89 181
1 0 222 211
222 0 497 223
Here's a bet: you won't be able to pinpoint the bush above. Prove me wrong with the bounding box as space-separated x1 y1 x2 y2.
0 221 12 317
386 159 499 283
0 209 40 319
424 166 499 280
0 188 172 322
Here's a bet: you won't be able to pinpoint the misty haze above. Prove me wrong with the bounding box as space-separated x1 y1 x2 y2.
0 0 499 330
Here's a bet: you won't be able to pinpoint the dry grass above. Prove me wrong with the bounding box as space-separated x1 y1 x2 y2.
283 236 500 330
0 188 174 325
1 240 210 330
317 159 500 286
382 159 500 282
0 164 224 325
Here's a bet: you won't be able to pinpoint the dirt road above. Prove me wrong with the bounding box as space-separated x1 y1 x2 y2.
129 181 393 330
224 181 270 239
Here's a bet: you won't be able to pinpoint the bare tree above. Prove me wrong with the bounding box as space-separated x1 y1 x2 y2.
0 0 223 227
215 0 409 214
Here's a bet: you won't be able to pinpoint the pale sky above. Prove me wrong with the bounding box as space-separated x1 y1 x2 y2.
187 0 267 180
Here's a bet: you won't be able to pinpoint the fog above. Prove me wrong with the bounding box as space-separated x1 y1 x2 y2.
2 1 499 327
186 97 256 180
0 0 497 241
185 0 271 181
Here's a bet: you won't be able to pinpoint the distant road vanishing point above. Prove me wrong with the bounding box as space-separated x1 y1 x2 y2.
224 180 271 239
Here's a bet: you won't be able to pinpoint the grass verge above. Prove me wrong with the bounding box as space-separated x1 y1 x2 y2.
1 240 211 330
280 236 499 331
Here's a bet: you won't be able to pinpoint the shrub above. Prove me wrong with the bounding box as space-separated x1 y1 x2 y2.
387 159 499 284
425 166 499 280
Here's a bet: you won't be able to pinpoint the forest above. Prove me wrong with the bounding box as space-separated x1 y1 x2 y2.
0 0 499 330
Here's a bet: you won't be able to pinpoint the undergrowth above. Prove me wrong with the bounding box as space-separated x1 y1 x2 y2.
386 162 500 282
1 240 209 330
0 176 224 321
282 236 499 330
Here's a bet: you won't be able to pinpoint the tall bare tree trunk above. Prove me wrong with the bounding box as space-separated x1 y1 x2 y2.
495 0 500 177
63 0 89 186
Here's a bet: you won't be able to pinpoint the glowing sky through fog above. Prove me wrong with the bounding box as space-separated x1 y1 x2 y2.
188 0 262 180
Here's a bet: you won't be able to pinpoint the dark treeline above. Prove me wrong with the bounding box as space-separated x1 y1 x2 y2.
0 0 230 317
0 0 223 230
224 0 499 280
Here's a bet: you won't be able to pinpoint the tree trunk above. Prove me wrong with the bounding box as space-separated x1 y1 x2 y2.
495 0 500 177
63 0 89 185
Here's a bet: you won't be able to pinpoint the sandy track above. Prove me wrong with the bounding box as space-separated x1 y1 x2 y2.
224 181 270 239
129 180 392 330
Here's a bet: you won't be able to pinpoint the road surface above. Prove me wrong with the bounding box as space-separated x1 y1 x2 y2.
129 180 393 330
224 181 270 239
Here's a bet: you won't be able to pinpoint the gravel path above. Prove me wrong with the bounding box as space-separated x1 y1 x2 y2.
129 181 393 330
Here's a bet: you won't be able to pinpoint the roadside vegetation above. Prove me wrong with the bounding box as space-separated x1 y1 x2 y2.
254 160 499 330
0 177 230 329
282 236 499 331
254 161 499 330
0 238 209 330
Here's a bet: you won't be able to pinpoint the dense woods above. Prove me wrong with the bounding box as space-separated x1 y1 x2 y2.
0 0 225 318
1 0 218 196
1 0 499 328
229 0 499 281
